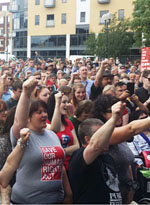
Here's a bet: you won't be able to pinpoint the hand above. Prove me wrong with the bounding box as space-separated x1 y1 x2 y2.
130 94 139 103
20 128 30 144
101 59 109 70
55 92 63 106
111 101 126 122
0 74 7 84
119 90 130 101
72 72 79 79
23 76 38 97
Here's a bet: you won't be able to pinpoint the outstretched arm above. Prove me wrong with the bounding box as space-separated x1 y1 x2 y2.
84 101 125 165
94 60 109 88
110 117 150 145
0 128 30 188
49 92 63 133
12 77 38 139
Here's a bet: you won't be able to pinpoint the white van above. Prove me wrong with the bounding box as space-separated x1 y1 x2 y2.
69 55 95 62
0 53 17 61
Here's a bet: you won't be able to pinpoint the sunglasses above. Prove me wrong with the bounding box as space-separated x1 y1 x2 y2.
147 78 150 81
106 109 112 113
36 85 43 90
8 78 13 80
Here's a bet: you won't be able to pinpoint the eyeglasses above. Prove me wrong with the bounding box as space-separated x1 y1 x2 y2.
36 85 43 90
0 109 7 113
106 109 112 113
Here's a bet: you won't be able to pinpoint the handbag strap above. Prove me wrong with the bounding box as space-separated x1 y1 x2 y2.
140 132 150 146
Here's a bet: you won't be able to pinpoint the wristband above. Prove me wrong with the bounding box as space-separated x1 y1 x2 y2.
17 138 27 149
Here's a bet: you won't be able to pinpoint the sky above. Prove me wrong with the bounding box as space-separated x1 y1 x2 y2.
1 0 10 3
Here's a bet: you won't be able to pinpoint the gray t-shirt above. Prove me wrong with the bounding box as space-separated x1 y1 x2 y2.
109 142 134 183
10 128 65 204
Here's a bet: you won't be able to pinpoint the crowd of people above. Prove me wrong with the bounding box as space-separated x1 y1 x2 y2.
0 54 150 204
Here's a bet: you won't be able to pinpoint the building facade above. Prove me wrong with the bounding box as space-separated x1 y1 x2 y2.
10 0 134 60
0 2 10 55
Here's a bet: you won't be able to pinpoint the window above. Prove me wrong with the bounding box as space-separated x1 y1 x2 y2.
35 15 40 25
100 10 109 24
2 6 7 11
80 12 86 23
61 13 66 24
118 9 124 21
46 14 54 27
0 28 4 35
35 0 40 5
14 18 20 29
8 16 10 24
0 17 4 24
0 39 4 48
62 0 67 2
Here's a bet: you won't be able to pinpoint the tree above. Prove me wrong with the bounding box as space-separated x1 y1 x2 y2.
131 0 150 47
84 15 134 59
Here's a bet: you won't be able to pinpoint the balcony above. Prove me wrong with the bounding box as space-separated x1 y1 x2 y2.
44 0 55 8
46 20 54 27
9 4 18 12
98 0 110 4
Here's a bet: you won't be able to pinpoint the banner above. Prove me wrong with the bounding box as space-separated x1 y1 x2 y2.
140 47 150 72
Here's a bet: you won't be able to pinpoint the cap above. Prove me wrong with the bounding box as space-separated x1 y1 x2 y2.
46 80 54 86
103 70 114 77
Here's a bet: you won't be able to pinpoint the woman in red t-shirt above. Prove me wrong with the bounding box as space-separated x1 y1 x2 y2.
47 91 80 173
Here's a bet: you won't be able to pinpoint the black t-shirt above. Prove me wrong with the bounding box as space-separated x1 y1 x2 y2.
135 87 150 103
69 147 122 204
90 83 103 100
135 87 150 113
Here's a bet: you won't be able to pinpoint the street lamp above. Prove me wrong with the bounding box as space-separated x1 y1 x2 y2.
102 13 112 58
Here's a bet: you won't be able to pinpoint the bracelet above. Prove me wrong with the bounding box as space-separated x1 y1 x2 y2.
17 138 27 149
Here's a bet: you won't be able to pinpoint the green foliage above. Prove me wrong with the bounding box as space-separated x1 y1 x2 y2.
84 15 134 58
131 0 150 47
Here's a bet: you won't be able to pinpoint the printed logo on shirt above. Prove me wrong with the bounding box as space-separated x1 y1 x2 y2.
40 146 64 181
61 134 70 148
105 167 122 204
110 193 122 204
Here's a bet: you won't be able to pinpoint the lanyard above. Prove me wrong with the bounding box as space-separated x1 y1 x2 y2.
140 131 150 146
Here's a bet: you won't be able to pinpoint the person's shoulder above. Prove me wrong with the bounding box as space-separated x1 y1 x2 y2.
6 97 13 103
135 87 145 93
70 147 84 163
44 128 57 136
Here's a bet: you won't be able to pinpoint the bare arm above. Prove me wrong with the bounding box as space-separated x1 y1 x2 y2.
12 77 38 139
64 129 80 156
62 166 72 204
131 94 149 114
0 74 7 99
94 60 108 88
0 128 30 188
49 92 62 133
110 117 150 145
68 72 79 87
84 102 125 165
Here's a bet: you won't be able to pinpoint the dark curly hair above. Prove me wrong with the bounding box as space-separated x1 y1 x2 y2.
93 94 119 123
